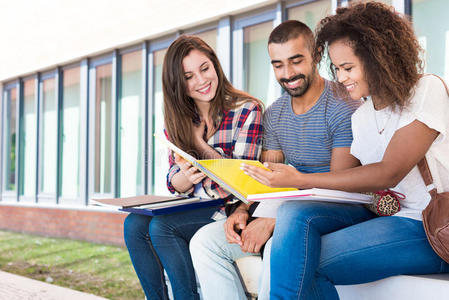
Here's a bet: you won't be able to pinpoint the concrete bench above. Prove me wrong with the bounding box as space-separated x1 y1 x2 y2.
162 255 449 299
235 256 449 300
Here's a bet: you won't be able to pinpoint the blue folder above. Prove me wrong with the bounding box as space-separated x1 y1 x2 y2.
119 198 224 216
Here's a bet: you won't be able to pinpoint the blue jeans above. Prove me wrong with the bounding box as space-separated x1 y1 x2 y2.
123 206 220 300
270 201 449 300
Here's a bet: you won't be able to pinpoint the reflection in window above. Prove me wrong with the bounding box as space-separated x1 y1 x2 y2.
288 0 331 31
195 29 217 51
94 64 113 194
348 0 392 5
61 67 81 198
3 87 17 191
243 21 276 104
40 77 57 194
21 79 37 197
152 49 170 195
120 50 144 197
413 0 449 81
288 0 332 80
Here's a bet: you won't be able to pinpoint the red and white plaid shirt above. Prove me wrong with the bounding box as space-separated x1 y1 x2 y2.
166 100 263 200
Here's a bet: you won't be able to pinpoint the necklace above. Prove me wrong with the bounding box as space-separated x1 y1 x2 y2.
370 96 392 135
373 108 392 135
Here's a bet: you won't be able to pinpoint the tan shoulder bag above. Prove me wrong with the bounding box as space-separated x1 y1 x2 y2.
420 158 449 263
421 74 449 263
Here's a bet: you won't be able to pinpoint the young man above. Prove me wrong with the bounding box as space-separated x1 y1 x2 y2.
189 20 360 299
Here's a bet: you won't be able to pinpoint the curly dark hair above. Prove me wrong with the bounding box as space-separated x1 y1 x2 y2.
315 1 423 109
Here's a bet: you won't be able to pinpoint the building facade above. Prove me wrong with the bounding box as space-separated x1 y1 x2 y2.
1 0 448 245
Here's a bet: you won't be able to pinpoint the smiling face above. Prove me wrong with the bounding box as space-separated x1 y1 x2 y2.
328 39 370 100
182 49 219 105
268 36 316 98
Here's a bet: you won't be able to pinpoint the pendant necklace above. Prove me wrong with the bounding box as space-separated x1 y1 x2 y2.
373 106 392 135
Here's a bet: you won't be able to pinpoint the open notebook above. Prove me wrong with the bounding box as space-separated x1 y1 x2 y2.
91 194 197 208
251 189 373 218
91 194 224 216
155 134 374 210
154 134 296 203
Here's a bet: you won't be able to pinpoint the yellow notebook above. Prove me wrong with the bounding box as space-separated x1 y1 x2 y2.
154 134 296 203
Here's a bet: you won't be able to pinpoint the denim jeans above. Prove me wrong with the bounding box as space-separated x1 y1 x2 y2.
270 201 449 300
190 218 271 300
123 206 220 300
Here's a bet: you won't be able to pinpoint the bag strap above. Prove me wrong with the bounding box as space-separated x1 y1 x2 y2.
416 74 448 196
417 157 438 196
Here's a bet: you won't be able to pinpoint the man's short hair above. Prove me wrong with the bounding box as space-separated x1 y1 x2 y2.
268 20 315 51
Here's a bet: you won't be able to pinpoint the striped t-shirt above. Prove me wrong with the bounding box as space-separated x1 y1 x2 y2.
263 80 360 173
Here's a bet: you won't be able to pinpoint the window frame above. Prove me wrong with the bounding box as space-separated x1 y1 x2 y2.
1 81 20 202
116 44 147 197
36 70 59 204
18 74 39 203
147 36 175 194
87 52 117 202
58 62 86 206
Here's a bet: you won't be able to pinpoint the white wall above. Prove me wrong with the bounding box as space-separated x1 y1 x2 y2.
0 0 276 82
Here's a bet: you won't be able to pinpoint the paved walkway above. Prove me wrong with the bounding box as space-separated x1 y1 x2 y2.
0 270 109 300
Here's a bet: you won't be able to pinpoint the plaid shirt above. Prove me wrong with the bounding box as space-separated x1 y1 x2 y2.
166 100 263 200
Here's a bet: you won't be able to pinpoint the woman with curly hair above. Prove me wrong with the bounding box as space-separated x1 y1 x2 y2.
242 2 449 299
124 35 263 300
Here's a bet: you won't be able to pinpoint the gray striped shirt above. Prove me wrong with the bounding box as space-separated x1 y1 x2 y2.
263 80 360 173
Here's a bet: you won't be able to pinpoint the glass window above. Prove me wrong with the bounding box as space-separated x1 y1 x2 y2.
60 67 81 199
412 0 449 81
348 0 392 5
119 50 144 197
94 64 113 194
243 21 277 104
288 0 333 80
288 0 332 31
20 79 37 198
3 87 17 192
195 29 218 51
152 49 171 195
39 77 57 195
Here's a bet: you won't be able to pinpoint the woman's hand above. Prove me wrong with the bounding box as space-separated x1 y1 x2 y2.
175 154 206 185
241 162 302 188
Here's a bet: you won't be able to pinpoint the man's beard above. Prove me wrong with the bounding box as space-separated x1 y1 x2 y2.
279 66 315 97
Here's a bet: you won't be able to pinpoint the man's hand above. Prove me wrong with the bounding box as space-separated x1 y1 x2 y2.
241 162 300 188
175 153 206 185
224 204 249 245
240 218 275 253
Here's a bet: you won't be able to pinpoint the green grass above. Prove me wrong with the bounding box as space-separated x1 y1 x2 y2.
0 230 144 300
